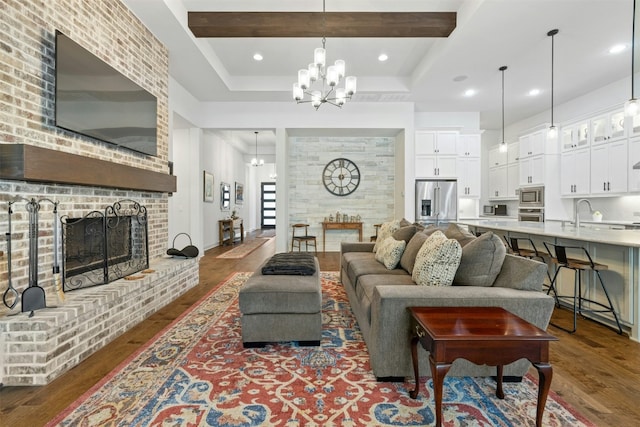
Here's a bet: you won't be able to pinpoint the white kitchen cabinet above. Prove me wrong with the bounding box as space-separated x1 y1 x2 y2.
507 141 520 164
457 134 481 157
519 131 545 158
590 139 628 194
415 131 458 177
630 110 640 137
506 162 519 198
488 147 507 168
590 108 626 145
488 166 508 199
629 136 640 192
415 131 458 155
560 148 590 196
561 120 589 152
519 155 545 186
458 157 481 198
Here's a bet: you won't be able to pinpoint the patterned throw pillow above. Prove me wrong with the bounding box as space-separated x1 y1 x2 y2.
374 237 407 269
373 219 401 252
412 230 462 287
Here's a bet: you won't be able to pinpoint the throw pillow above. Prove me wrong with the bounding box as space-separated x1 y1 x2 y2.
399 232 428 274
374 237 406 269
392 225 417 244
412 230 462 287
373 219 401 252
453 231 507 287
444 223 477 247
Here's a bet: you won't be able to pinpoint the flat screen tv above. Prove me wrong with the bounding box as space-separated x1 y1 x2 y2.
55 31 158 156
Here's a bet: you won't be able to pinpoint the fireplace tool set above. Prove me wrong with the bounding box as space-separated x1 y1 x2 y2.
3 198 64 316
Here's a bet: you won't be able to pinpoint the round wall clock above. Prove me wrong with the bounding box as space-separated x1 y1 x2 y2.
322 158 360 196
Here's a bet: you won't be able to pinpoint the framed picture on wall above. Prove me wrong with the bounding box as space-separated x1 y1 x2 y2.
203 171 214 202
235 182 244 205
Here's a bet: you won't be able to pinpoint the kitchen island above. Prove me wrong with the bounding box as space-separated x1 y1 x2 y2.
457 220 640 341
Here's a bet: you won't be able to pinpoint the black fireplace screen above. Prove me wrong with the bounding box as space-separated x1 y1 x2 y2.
61 200 148 291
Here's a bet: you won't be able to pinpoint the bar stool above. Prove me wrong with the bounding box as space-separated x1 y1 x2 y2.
370 223 382 242
543 242 622 334
291 224 317 254
503 236 553 285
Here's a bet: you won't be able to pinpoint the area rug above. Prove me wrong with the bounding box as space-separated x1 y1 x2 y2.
46 272 595 427
216 237 271 259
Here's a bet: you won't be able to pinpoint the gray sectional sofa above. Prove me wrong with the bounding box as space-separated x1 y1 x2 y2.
340 224 556 380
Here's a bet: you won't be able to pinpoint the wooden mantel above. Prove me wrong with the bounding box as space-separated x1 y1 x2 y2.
0 144 176 193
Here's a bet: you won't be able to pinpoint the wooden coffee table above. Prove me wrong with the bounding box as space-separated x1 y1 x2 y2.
408 306 558 427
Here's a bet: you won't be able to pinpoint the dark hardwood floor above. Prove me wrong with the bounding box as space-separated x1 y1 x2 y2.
1 231 638 426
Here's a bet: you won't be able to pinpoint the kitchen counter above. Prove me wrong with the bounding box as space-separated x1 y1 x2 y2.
457 219 640 341
457 220 640 248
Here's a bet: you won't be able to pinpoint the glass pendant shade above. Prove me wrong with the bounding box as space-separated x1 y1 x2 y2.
327 66 338 86
626 98 639 117
334 60 345 78
293 83 303 101
336 88 346 106
499 142 508 153
311 91 322 108
547 125 558 139
298 69 310 90
345 76 357 95
308 63 319 81
314 47 326 67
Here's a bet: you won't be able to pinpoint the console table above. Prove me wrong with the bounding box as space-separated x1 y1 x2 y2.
321 221 363 252
219 219 244 246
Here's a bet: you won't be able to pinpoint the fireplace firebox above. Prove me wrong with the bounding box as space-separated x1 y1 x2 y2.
62 200 148 291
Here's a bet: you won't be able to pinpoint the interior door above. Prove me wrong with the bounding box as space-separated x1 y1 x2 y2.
261 182 276 229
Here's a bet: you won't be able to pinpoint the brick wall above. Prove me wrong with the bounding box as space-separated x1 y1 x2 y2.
0 1 195 386
288 136 396 251
1 0 170 314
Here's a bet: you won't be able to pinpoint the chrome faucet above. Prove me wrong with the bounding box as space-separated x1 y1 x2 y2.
574 199 593 228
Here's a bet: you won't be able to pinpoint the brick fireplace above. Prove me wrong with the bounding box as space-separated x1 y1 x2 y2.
0 0 198 386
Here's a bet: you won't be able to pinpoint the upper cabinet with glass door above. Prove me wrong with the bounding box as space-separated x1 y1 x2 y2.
629 108 640 138
561 120 589 152
590 107 626 145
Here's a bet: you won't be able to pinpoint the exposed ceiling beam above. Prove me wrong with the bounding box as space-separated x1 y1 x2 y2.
188 12 456 38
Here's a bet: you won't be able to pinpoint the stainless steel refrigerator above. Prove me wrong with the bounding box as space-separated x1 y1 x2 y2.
415 179 458 225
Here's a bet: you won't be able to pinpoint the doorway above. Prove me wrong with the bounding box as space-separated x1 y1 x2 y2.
261 182 276 229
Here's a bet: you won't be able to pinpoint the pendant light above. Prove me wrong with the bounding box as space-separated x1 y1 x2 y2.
251 131 264 167
626 0 638 117
547 29 559 139
499 65 508 153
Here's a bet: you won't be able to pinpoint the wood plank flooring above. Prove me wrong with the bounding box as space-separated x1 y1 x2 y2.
1 232 639 426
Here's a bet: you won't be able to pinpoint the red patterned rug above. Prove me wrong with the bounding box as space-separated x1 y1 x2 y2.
47 272 595 427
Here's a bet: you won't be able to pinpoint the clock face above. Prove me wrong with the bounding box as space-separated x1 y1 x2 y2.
322 158 360 196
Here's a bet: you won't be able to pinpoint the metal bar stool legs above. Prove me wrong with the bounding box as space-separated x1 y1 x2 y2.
543 242 622 335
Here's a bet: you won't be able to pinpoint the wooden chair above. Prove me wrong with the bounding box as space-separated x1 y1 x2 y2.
370 224 382 242
543 242 622 334
291 223 317 254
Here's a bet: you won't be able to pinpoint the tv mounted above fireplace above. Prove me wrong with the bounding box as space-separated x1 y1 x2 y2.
54 31 158 157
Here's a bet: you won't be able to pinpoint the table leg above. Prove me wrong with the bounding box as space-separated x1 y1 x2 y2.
533 362 553 427
429 355 452 427
496 365 505 399
409 336 420 399
323 227 326 253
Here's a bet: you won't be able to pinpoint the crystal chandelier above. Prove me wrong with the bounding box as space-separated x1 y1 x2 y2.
292 1 357 109
251 131 264 167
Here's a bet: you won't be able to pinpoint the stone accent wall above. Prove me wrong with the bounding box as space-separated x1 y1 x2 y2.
288 136 396 251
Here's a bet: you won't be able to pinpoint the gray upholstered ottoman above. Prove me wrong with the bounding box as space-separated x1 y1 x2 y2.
238 254 321 347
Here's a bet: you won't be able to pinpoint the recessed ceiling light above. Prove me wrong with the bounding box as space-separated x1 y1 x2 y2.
608 44 627 54
528 88 541 96
378 53 388 62
464 89 476 97
253 53 263 61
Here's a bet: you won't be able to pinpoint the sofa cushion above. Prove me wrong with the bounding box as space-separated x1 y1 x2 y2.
392 225 417 244
356 274 416 323
399 232 428 274
343 252 408 291
453 231 506 287
412 231 462 287
373 220 401 252
374 237 406 269
444 223 477 247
